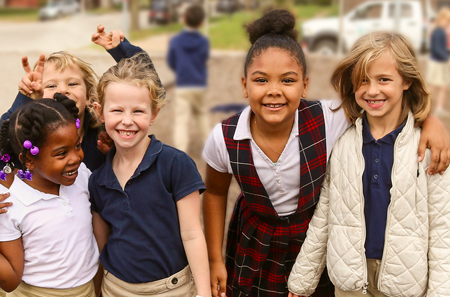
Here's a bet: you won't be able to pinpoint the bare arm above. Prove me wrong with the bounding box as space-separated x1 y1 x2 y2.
203 164 232 297
92 211 110 296
0 238 24 292
418 115 450 174
177 191 211 297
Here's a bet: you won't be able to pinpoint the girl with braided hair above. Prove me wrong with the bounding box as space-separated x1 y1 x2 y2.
0 93 99 296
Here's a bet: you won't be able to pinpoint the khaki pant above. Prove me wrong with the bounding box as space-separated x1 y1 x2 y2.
102 265 196 297
6 280 95 297
0 288 6 297
335 259 387 297
173 88 209 153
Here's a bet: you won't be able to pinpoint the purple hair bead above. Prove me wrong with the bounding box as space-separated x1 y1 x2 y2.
75 118 81 129
23 140 32 149
0 154 10 163
30 146 39 156
25 170 33 181
18 170 25 179
0 171 6 181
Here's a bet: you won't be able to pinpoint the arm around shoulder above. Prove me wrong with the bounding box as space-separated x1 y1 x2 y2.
0 238 24 292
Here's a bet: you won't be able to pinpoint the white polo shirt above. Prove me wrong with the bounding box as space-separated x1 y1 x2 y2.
203 100 350 216
0 163 99 289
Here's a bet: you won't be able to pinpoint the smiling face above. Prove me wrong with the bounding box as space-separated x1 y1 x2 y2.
99 82 158 153
354 51 411 125
242 47 308 129
42 63 87 119
27 123 84 194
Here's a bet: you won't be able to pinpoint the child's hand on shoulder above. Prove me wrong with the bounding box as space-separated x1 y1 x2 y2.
19 55 45 99
91 24 124 50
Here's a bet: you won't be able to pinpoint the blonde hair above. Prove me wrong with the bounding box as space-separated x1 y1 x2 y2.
96 53 165 112
436 7 450 28
36 51 100 127
331 32 430 126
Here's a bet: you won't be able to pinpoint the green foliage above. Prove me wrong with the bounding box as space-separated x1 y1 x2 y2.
0 8 39 22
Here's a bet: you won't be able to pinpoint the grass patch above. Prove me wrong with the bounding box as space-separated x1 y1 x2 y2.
130 22 184 40
0 8 39 22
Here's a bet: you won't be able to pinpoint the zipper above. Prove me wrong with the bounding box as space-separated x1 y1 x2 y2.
358 126 369 294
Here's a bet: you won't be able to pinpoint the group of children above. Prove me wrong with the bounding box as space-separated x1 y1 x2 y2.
0 5 449 297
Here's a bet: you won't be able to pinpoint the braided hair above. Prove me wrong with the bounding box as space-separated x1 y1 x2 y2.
243 9 307 78
0 93 79 172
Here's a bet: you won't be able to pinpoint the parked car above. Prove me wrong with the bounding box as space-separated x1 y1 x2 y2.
148 0 181 24
301 0 435 54
39 0 80 21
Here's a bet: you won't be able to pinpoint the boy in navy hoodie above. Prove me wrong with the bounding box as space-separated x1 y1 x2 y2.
168 4 210 153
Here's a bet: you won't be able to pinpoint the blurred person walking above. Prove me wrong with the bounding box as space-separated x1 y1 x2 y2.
168 3 210 153
427 7 450 117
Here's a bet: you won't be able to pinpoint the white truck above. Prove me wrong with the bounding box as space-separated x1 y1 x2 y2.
301 0 435 54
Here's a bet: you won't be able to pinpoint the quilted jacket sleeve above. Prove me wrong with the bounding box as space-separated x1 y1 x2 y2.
425 150 450 296
287 168 331 296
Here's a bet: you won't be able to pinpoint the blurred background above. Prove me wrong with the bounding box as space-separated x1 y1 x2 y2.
1 0 450 255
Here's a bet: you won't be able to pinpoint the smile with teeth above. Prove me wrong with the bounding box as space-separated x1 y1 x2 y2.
264 104 285 108
63 170 77 177
366 100 386 105
118 130 137 136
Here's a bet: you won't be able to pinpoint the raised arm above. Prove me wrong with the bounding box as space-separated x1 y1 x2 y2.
177 191 211 297
418 115 450 175
202 164 232 297
0 239 24 292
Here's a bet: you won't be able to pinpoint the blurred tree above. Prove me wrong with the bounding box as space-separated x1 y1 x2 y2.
130 0 139 30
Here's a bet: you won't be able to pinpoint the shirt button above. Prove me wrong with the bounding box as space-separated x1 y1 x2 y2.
374 174 378 179
375 158 379 163
277 180 281 184
172 277 178 285
63 202 67 206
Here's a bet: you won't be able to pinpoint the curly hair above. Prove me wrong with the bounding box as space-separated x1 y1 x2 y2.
0 93 79 171
243 9 307 78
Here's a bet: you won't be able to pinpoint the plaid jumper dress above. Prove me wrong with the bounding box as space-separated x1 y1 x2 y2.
222 100 334 297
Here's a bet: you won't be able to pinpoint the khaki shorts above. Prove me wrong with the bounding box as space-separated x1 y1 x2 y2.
101 265 196 297
6 280 95 297
427 59 450 87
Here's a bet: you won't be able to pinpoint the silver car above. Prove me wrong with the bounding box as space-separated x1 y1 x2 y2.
39 0 80 20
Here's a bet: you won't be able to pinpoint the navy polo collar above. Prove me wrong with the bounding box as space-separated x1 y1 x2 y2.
96 135 163 188
362 115 406 145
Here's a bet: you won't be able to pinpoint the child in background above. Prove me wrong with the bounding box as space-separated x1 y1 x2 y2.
89 53 211 297
427 7 450 117
1 24 164 172
288 32 450 297
0 94 99 296
168 4 210 153
202 10 450 297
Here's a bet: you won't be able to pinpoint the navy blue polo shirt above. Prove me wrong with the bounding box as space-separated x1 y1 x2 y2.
89 135 205 283
362 116 405 260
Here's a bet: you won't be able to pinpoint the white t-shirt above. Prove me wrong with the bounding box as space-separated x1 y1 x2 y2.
0 163 99 289
203 100 350 216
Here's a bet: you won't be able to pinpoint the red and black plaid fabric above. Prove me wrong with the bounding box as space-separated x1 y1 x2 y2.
222 100 334 297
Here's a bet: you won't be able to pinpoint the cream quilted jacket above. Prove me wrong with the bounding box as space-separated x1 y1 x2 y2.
288 112 450 297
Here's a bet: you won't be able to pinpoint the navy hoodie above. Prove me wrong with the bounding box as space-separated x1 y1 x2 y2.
167 30 209 87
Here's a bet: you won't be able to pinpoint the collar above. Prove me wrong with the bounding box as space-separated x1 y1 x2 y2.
233 106 299 140
96 135 163 187
362 115 407 145
9 175 60 206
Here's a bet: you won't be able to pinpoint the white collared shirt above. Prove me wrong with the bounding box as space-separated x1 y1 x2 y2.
203 100 350 216
0 163 99 289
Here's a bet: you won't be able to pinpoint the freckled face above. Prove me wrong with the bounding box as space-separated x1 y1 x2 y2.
242 47 308 128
